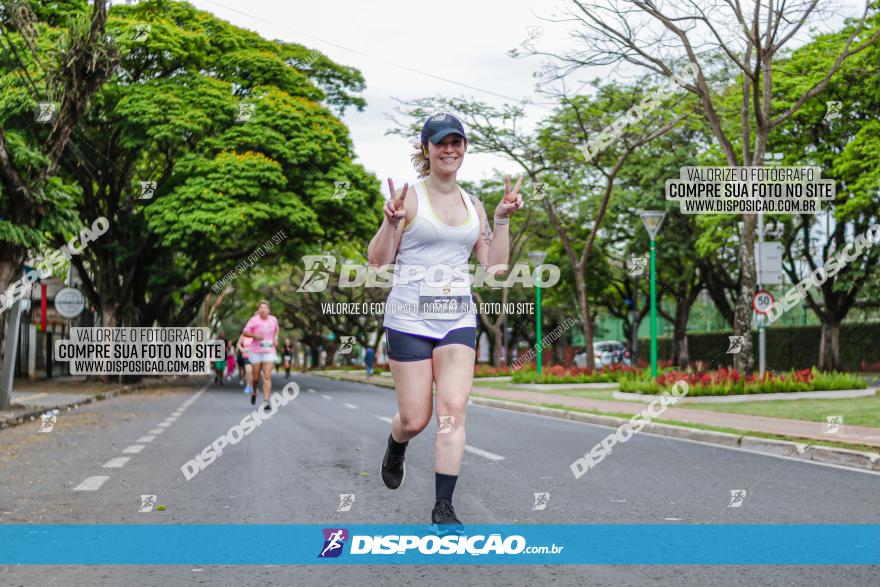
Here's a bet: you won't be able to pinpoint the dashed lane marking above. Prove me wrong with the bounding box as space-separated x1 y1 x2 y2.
73 476 109 491
464 445 505 461
102 457 131 468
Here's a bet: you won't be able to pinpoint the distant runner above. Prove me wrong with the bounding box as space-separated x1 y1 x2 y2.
282 338 294 379
364 346 376 378
236 332 255 402
243 300 280 412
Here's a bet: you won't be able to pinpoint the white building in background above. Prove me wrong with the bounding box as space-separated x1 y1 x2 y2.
477 331 490 362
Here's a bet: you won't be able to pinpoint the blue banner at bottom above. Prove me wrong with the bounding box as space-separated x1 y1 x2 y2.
0 525 877 565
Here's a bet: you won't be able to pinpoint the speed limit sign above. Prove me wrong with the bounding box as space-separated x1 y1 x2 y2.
753 290 774 314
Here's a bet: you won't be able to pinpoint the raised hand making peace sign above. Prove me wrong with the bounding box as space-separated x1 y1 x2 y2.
495 175 524 220
384 178 409 228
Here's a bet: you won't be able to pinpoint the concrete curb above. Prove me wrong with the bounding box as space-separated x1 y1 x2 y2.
614 387 877 404
0 376 191 431
314 371 880 473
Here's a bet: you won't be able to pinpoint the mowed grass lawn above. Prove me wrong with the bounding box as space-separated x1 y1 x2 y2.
678 392 880 428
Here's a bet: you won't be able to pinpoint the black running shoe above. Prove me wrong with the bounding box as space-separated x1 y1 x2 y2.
250 392 256 406
262 400 271 412
381 445 406 489
431 500 464 535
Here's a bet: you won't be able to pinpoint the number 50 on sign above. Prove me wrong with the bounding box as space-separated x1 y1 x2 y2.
753 290 774 314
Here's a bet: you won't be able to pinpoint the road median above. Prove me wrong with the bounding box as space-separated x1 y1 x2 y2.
313 370 880 473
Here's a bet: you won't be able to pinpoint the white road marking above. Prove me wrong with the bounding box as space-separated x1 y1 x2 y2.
464 445 505 461
322 395 332 400
102 457 131 468
343 403 358 410
665 517 683 521
74 476 109 491
122 445 145 454
137 436 155 443
149 428 164 435
378 416 393 424
157 422 171 428
308 388 316 393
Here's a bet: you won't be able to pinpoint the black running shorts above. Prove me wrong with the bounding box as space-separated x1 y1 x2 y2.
385 327 477 362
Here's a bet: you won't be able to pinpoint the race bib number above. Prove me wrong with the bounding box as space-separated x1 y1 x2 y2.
259 339 273 349
418 282 474 320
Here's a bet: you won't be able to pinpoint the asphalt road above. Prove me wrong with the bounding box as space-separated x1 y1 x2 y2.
1 373 878 586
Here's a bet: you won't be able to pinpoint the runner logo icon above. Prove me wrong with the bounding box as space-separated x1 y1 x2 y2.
298 255 337 292
319 528 349 558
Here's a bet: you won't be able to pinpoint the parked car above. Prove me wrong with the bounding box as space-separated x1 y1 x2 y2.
574 340 632 369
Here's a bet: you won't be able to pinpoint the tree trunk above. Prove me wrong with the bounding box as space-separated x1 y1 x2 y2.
489 324 503 367
672 303 690 368
292 339 302 369
0 258 18 372
733 215 757 373
100 306 118 328
574 270 595 369
818 320 841 372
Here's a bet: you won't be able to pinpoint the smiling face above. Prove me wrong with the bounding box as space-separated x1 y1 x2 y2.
427 134 466 175
257 302 270 318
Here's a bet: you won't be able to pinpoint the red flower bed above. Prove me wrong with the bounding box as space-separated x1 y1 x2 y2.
474 364 512 377
656 367 814 388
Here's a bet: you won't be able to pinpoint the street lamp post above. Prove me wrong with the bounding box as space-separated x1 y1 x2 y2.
528 250 547 374
639 211 666 378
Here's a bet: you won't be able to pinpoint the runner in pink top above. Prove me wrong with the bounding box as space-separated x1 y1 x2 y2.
242 300 279 411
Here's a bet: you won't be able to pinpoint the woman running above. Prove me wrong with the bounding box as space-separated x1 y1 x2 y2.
236 332 255 400
367 112 522 533
225 340 236 380
213 332 228 384
242 300 280 411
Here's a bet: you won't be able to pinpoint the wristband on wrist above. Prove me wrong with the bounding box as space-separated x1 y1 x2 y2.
493 216 509 225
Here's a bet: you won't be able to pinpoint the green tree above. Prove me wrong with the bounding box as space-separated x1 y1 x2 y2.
49 0 378 327
0 0 116 383
542 0 880 373
771 16 880 370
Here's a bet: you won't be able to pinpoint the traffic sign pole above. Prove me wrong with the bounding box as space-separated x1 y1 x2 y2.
649 239 658 378
757 213 765 377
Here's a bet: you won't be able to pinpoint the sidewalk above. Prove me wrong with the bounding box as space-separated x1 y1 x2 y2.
0 376 187 429
472 387 880 449
317 370 880 450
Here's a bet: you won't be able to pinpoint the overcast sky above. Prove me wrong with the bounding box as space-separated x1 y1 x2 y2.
188 0 577 193
188 0 866 198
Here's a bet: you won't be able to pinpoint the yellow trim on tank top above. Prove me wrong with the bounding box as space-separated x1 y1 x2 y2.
421 179 473 228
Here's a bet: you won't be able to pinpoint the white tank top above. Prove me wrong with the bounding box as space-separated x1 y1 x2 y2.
383 179 480 337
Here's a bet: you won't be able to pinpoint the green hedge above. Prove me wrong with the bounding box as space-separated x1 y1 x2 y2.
638 322 880 371
510 367 633 384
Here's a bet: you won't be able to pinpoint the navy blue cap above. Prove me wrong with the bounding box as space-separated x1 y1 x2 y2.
420 111 467 145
